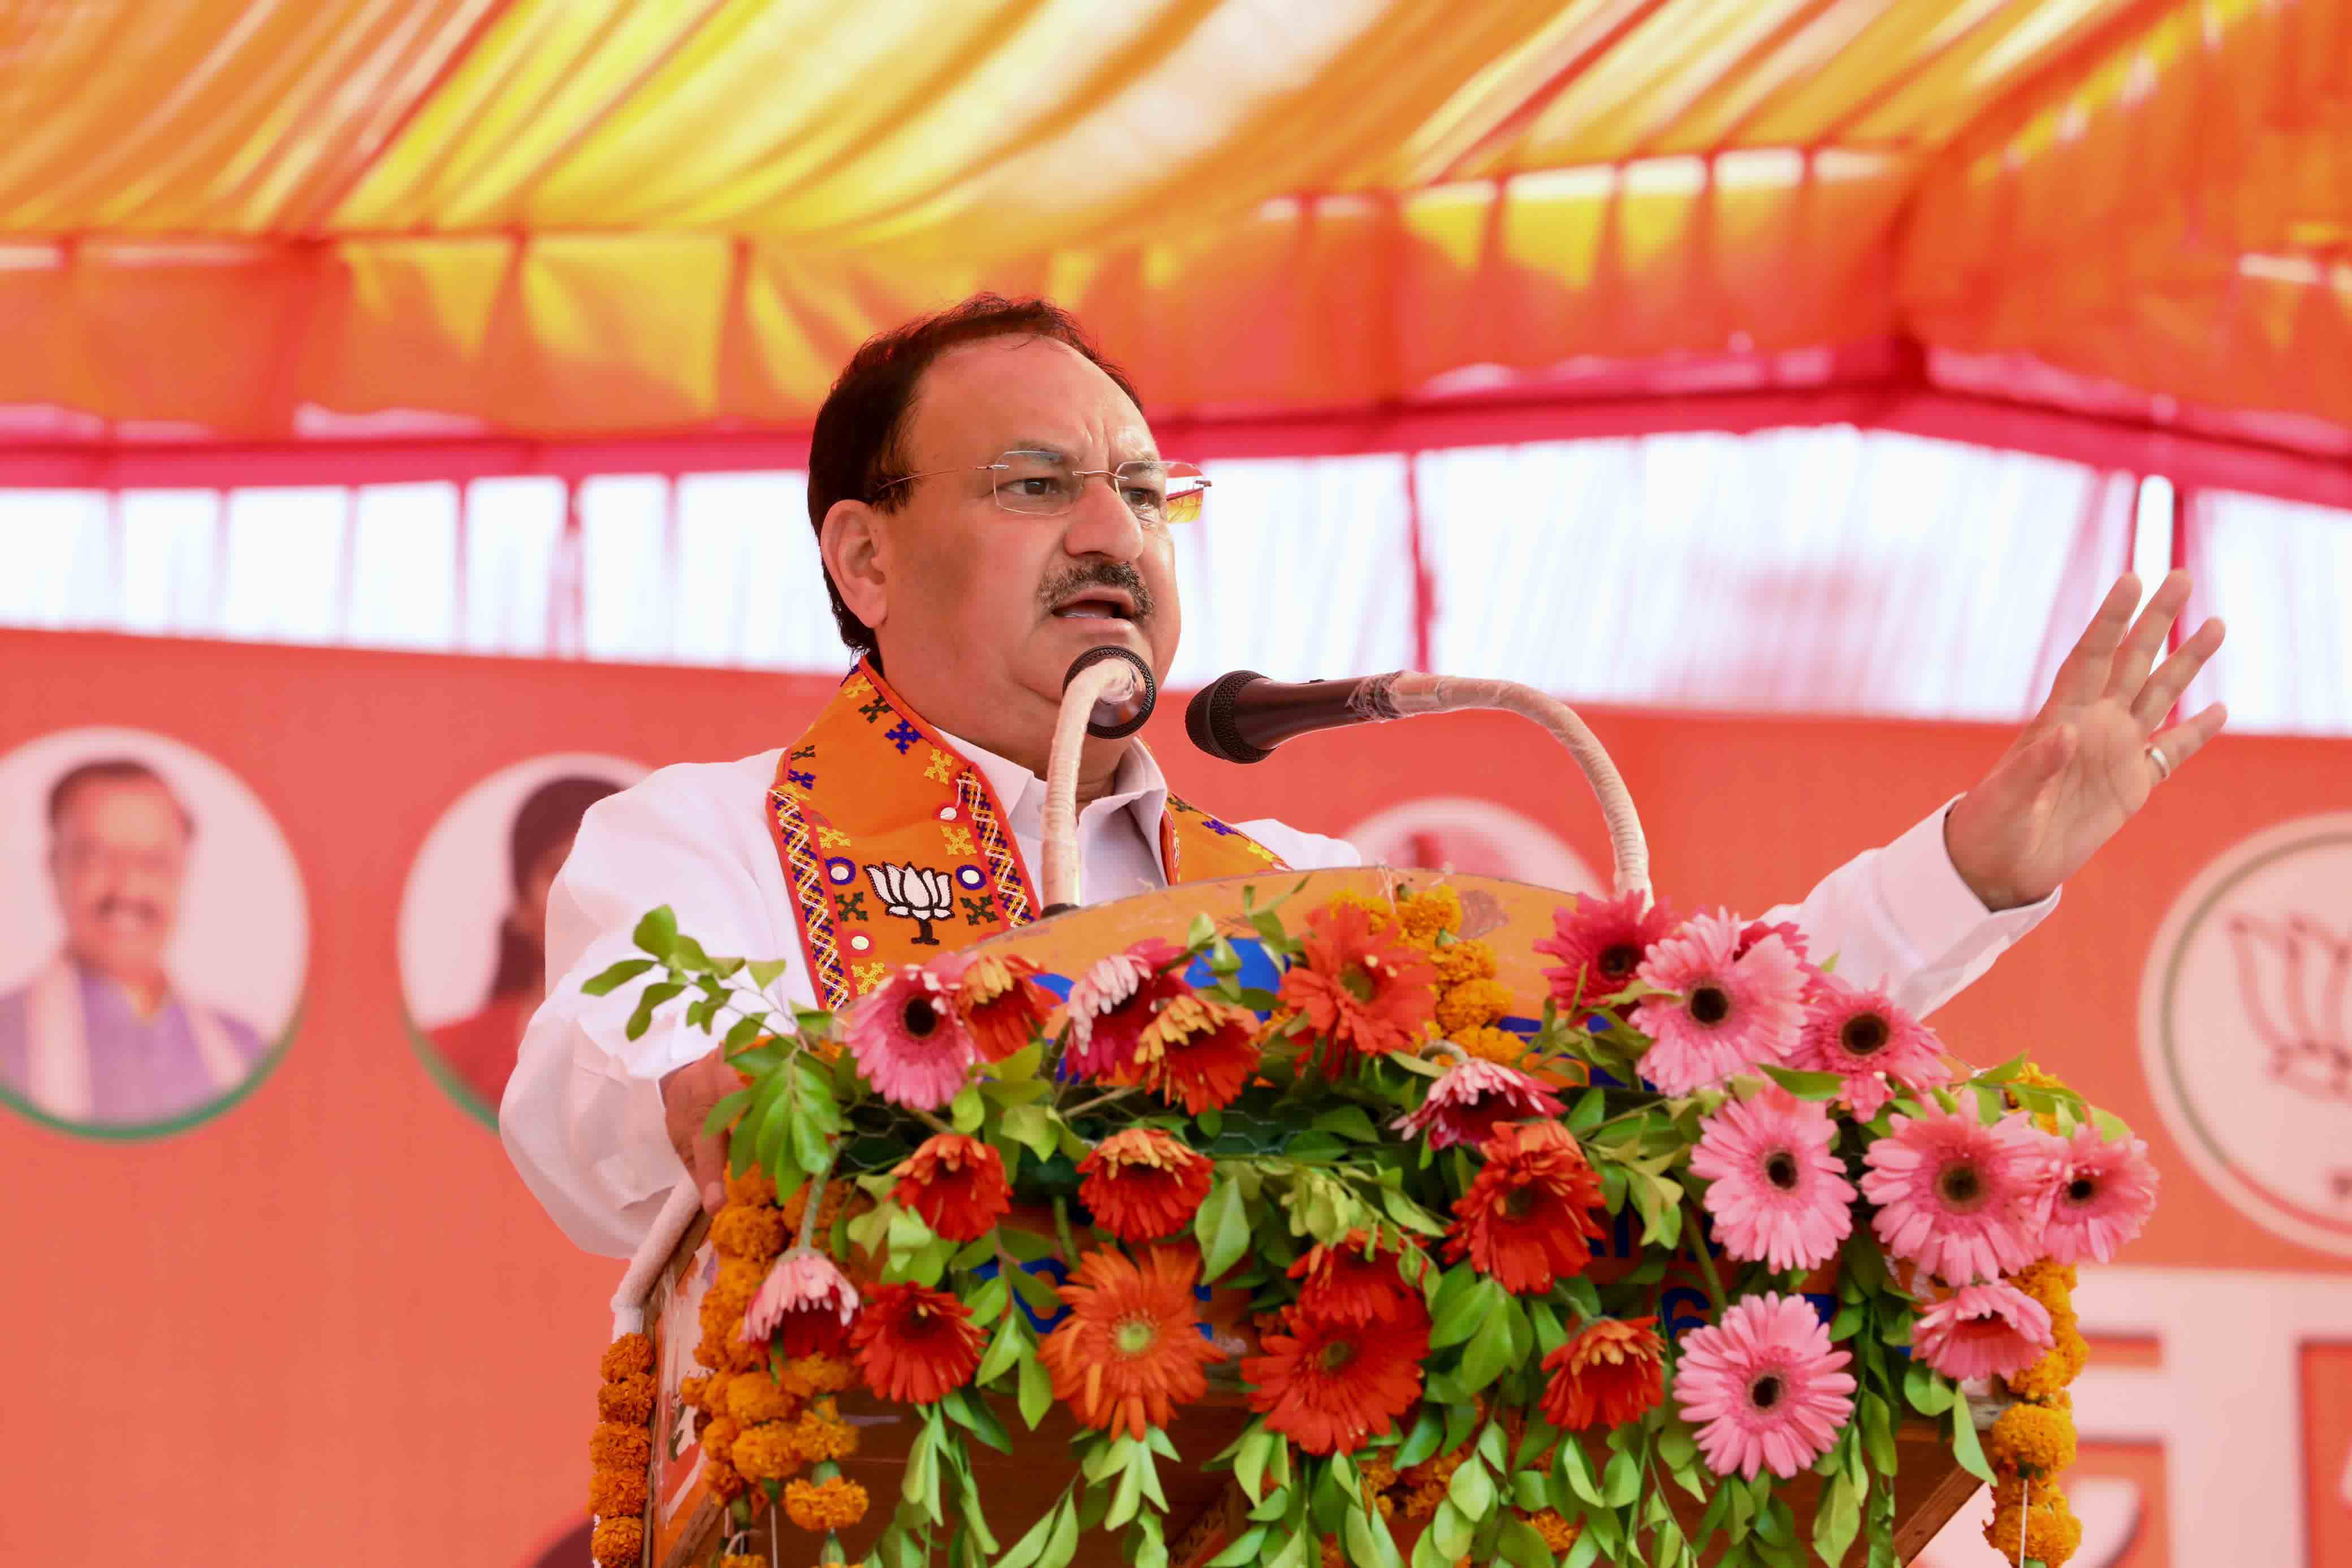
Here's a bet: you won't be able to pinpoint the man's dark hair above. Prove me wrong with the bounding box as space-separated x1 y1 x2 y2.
47 757 194 837
805 293 1144 660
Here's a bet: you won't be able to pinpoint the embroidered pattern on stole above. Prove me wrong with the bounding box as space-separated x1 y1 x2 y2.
766 661 1286 1010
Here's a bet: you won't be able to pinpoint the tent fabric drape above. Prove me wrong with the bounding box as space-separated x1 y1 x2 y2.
1 0 2346 458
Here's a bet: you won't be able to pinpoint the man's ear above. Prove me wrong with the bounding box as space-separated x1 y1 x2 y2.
819 498 888 638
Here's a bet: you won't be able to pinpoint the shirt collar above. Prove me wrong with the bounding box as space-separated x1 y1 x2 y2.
934 727 1171 877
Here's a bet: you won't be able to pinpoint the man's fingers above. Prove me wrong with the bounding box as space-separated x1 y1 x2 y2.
692 1129 729 1215
2050 574 2141 706
2150 702 2228 775
2104 570 2193 701
2132 616 2225 729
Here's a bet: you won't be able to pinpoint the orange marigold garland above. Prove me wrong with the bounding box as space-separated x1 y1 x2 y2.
587 1331 657 1567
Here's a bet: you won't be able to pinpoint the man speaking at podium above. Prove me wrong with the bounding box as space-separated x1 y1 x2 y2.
500 294 2226 1258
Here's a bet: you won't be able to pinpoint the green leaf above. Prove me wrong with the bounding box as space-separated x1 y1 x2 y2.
993 1494 1061 1568
624 980 685 1041
976 1316 1025 1385
1395 1409 1443 1472
1567 1087 1606 1134
1860 1392 1897 1478
1972 1052 2029 1085
1017 1354 1053 1430
1312 1104 1381 1142
1431 1501 1474 1563
746 958 790 990
1903 1360 1955 1418
1498 1516 1555 1568
1458 1320 1514 1393
1447 1456 1497 1520
950 1083 985 1136
1601 1450 1640 1508
669 933 714 972
700 1088 751 1139
1431 1276 1499 1351
2091 1107 2133 1141
1042 1494 1079 1568
1951 1401 1995 1484
1759 1065 1847 1101
1811 1471 1861 1568
1196 1175 1252 1284
1557 1440 1605 1508
1209 1528 1269 1568
1001 1103 1057 1162
632 906 679 961
581 957 656 996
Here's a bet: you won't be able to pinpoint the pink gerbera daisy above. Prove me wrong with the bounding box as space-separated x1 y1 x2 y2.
2036 1125 2160 1265
1787 978 1952 1119
1674 1293 1856 1480
1631 911 1809 1095
841 964 976 1111
1063 939 1190 1081
1687 1088 1855 1272
1393 1058 1566 1151
1910 1281 2053 1383
741 1248 861 1348
1534 891 1681 1012
1860 1107 2053 1284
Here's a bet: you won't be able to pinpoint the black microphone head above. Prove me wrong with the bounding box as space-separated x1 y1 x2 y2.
1184 669 1272 764
1063 645 1156 739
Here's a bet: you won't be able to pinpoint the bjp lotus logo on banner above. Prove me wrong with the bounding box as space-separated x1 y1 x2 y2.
2141 813 2352 1258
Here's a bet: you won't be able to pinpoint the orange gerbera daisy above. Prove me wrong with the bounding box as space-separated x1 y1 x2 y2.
892 1133 1013 1242
1077 1129 1214 1242
1039 1248 1228 1438
1125 993 1263 1114
1538 1316 1666 1431
1445 1122 1608 1294
1288 1232 1429 1329
1242 1305 1429 1455
942 950 1058 1063
1277 904 1438 1073
846 1283 984 1405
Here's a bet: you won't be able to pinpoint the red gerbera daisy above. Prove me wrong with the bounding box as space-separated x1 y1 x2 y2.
1064 939 1194 1081
1039 1248 1227 1438
1242 1305 1429 1455
1538 1316 1666 1431
1288 1232 1430 1329
1277 904 1438 1073
1533 891 1680 1013
1445 1121 1608 1294
1125 993 1263 1114
892 1133 1013 1242
847 1283 985 1405
1078 1128 1214 1242
941 950 1058 1063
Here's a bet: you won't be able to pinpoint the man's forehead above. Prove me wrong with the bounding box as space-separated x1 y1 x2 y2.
910 337 1154 461
60 779 186 834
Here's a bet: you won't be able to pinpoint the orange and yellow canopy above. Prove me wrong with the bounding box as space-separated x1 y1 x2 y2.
0 0 2344 459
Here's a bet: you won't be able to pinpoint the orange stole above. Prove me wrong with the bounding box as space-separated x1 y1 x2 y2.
765 661 1287 1009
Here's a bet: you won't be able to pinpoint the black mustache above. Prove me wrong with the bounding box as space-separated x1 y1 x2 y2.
1041 561 1155 621
93 897 163 923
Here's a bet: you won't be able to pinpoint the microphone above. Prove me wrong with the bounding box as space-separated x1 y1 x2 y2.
1184 670 1404 764
1065 645 1156 739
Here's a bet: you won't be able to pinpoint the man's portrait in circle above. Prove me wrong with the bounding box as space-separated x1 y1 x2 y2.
399 755 646 1124
0 730 308 1136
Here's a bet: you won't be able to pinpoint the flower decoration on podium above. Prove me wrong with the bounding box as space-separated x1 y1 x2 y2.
582 879 2154 1568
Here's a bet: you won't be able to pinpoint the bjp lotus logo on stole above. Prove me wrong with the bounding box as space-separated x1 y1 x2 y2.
2142 813 2352 1257
866 863 955 946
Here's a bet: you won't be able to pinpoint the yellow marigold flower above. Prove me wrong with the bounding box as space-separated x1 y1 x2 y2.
1326 890 1400 935
711 1204 789 1263
699 1415 742 1462
790 1406 859 1463
1436 978 1515 1035
728 1372 800 1427
1526 1511 1582 1552
1986 1494 2082 1566
733 1420 810 1483
679 1374 711 1409
724 1557 767 1568
699 1372 735 1415
1431 941 1499 988
1398 886 1463 942
598 1372 657 1426
702 1455 747 1502
2008 1260 2075 1316
724 1333 771 1374
780 1180 850 1235
1356 1452 1398 1493
724 1168 779 1209
590 1517 643 1566
795 1363 861 1401
1400 1453 1464 1521
1454 1024 1530 1065
590 1422 652 1471
1987 1403 2077 1475
783 1475 871 1532
601 1333 655 1382
589 1466 648 1518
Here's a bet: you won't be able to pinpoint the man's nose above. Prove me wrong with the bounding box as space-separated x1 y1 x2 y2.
1059 478 1147 562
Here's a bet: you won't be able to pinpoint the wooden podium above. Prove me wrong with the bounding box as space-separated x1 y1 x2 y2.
615 869 1996 1568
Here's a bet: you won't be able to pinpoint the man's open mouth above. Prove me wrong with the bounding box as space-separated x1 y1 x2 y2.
1050 591 1138 623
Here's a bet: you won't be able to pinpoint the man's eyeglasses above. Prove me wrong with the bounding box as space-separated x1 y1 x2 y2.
870 449 1210 525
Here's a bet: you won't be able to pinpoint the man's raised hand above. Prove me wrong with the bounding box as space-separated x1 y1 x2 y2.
1944 570 2227 911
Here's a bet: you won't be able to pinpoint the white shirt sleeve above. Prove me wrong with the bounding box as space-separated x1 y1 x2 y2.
500 752 812 1258
1762 798 2060 1018
1236 818 1364 872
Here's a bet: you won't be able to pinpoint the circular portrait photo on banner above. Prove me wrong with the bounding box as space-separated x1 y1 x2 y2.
0 727 309 1139
399 754 647 1127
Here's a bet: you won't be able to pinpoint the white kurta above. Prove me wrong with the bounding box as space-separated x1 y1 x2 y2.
501 738 2056 1257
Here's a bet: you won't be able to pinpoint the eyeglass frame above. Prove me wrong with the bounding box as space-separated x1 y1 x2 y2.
866 448 1211 522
